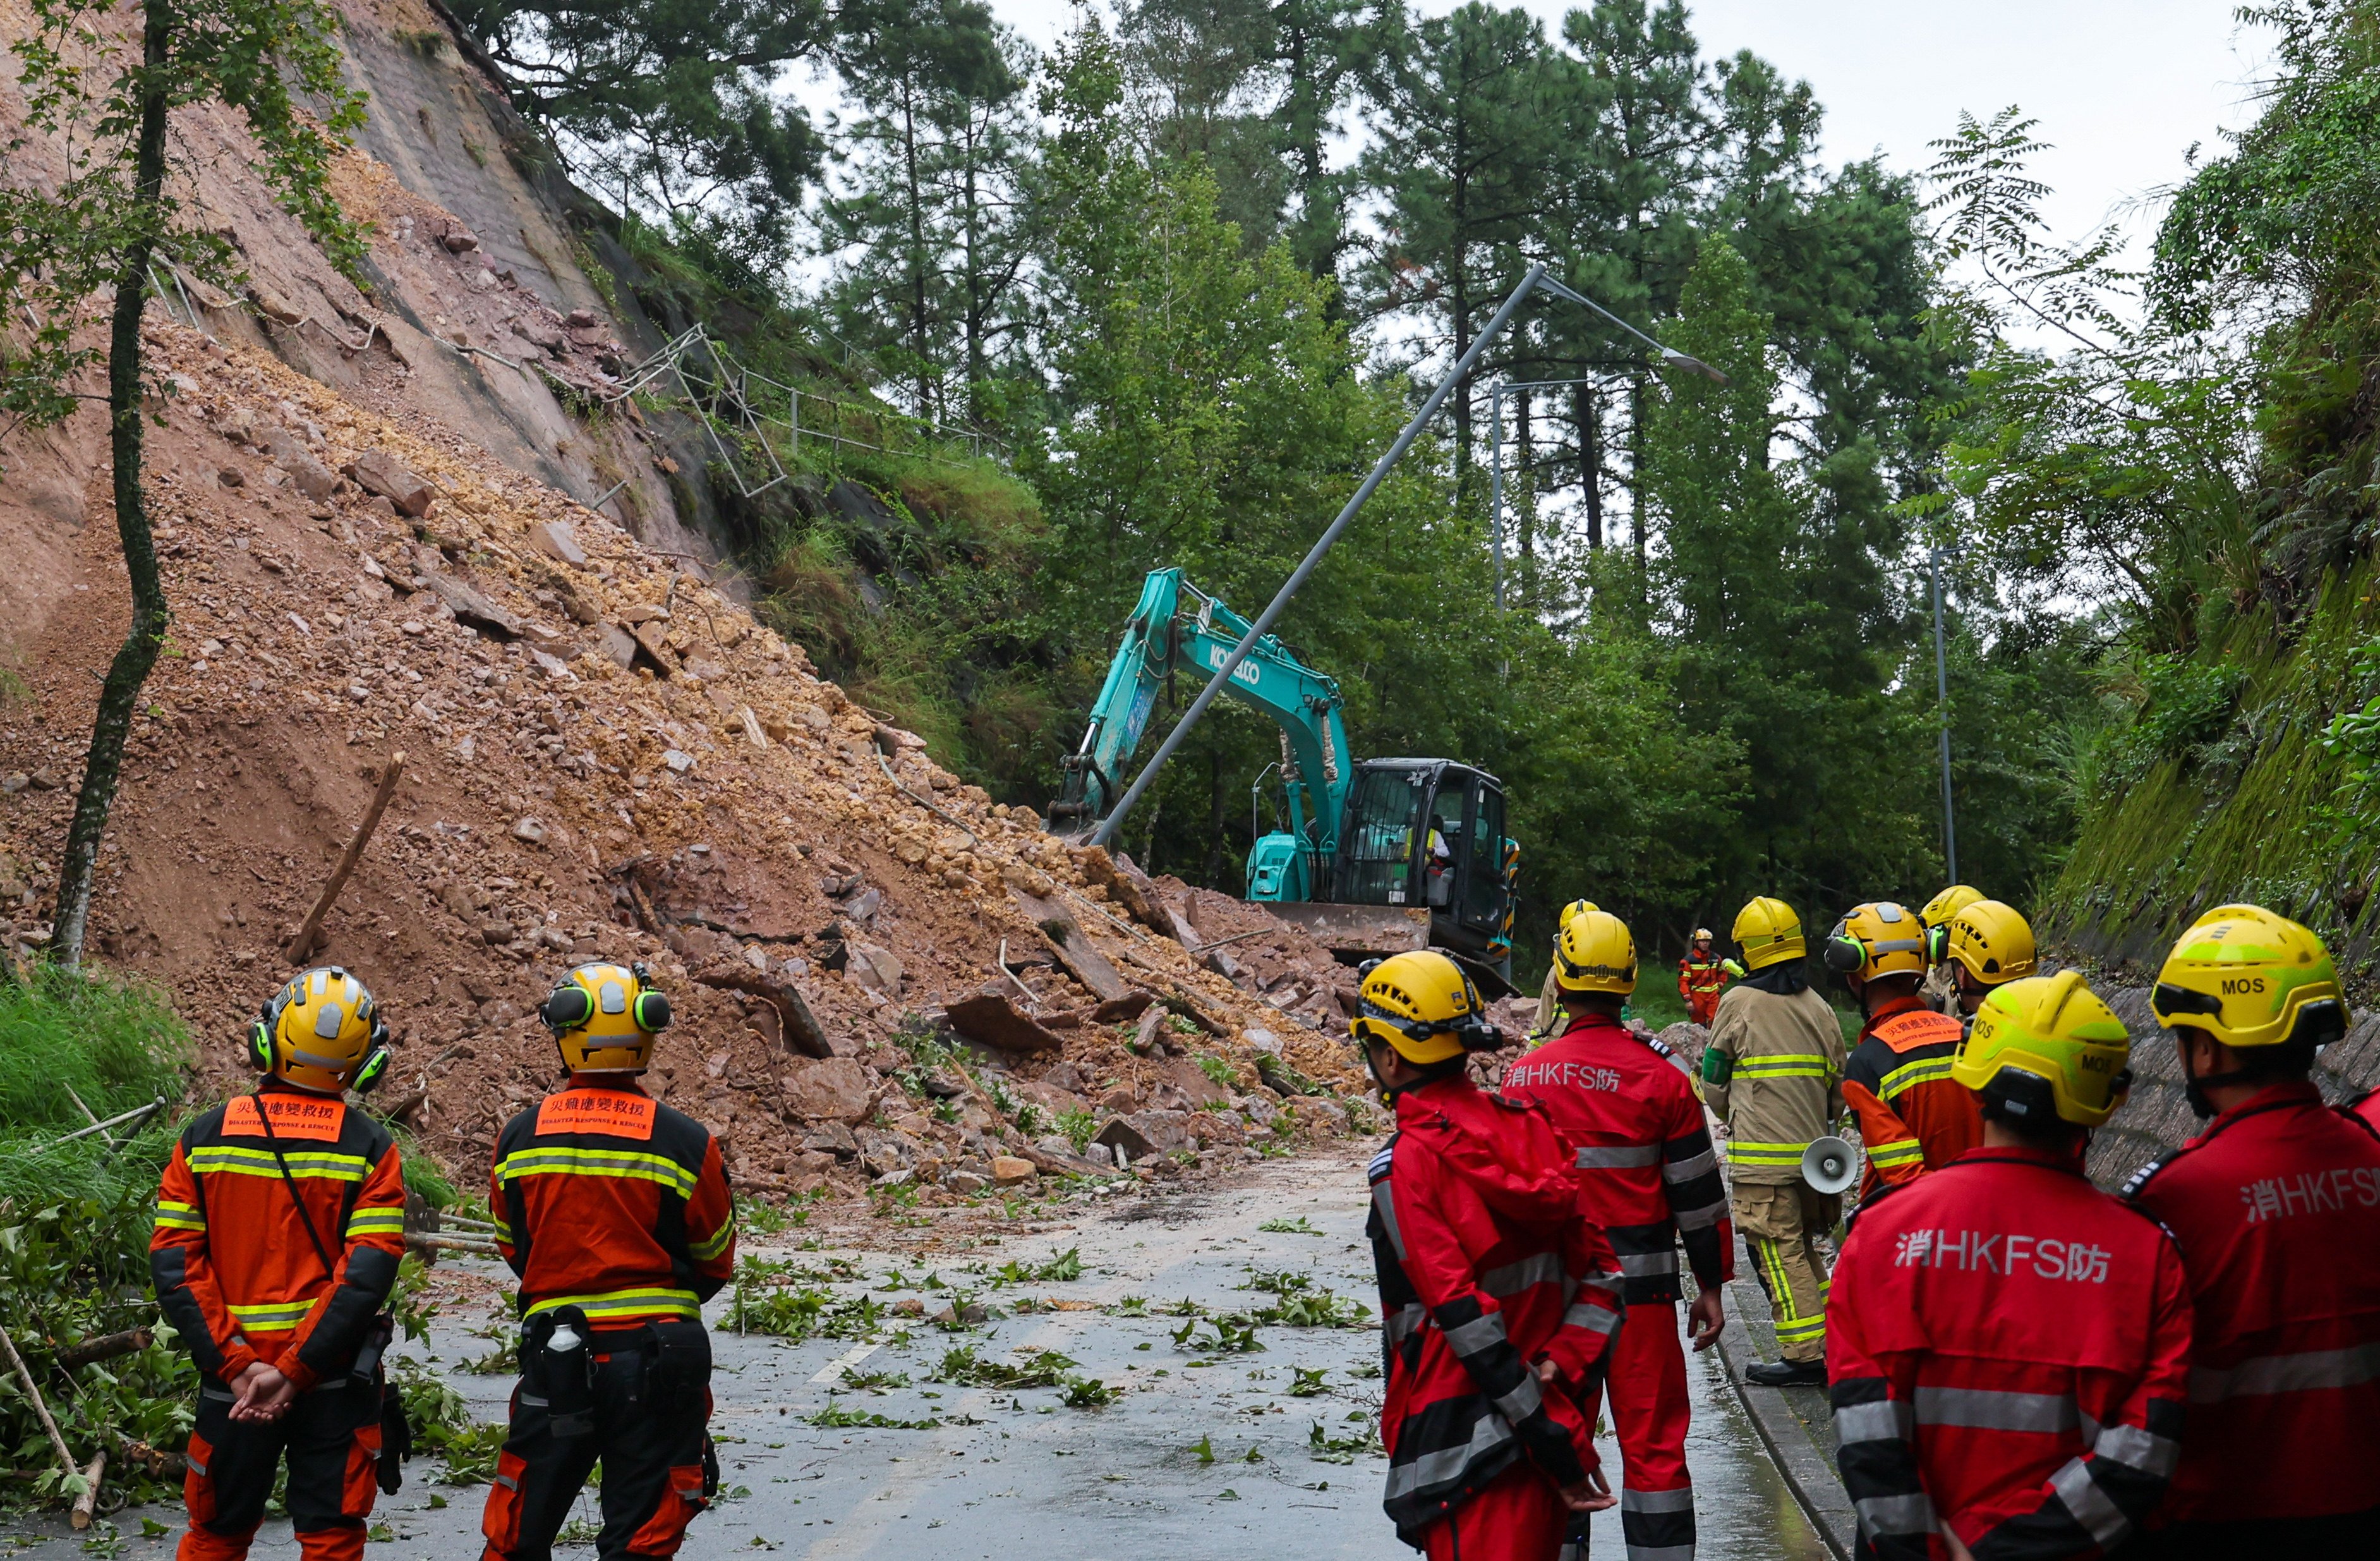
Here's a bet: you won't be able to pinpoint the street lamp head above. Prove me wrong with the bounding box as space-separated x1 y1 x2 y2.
1662 349 1730 386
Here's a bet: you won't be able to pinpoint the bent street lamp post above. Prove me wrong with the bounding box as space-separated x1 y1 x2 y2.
1085 265 1725 849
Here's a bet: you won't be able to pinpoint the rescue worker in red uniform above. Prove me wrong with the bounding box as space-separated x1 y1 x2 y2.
1675 928 1731 1028
1829 971 2193 1560
480 963 736 1561
153 968 408 1561
1830 902 1977 1196
2122 905 2380 1556
1356 949 1624 1561
1502 909 1732 1561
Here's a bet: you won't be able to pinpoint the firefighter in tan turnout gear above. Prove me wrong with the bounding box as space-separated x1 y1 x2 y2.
1700 897 1846 1387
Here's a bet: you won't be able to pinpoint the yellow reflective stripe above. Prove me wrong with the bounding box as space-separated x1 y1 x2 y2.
688 1220 734 1262
524 1287 699 1321
1773 1315 1828 1341
227 1299 317 1328
1881 1057 1956 1097
497 1146 698 1197
1732 1055 1837 1078
1729 1140 1813 1164
488 1220 514 1245
154 1200 206 1231
188 1146 369 1181
344 1208 406 1236
1866 1139 1926 1166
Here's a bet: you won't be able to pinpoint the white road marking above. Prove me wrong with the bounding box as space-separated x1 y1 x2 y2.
809 1341 883 1384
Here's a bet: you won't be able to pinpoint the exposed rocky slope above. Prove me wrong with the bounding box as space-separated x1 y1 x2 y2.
0 0 1380 1203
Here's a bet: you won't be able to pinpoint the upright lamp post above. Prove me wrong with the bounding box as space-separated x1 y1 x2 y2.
1929 544 1961 882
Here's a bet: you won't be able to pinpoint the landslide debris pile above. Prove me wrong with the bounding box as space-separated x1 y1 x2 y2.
0 324 1381 1201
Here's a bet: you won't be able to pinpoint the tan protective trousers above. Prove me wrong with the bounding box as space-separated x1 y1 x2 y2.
1734 1182 1839 1363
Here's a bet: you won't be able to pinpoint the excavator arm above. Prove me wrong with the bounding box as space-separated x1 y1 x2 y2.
1051 569 1352 878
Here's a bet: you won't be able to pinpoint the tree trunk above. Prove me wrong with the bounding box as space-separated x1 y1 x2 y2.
51 0 172 970
900 77 932 422
1574 381 1602 550
1203 747 1227 890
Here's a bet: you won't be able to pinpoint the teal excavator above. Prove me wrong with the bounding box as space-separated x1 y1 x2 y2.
1047 568 1518 987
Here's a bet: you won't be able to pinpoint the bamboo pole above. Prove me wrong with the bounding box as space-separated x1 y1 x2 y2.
286 751 406 963
0 1321 76 1490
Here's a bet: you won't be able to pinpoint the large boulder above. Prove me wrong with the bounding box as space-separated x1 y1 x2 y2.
779 1058 877 1124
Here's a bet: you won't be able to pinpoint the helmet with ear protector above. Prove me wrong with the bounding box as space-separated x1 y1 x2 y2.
1823 902 1928 982
543 961 672 1072
253 966 392 1095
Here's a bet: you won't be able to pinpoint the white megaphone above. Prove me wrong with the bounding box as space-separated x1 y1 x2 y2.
1800 1136 1857 1195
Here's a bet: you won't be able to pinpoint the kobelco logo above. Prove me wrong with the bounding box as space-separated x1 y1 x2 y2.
1205 646 1263 689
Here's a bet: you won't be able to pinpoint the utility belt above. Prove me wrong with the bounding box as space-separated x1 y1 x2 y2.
521 1308 712 1440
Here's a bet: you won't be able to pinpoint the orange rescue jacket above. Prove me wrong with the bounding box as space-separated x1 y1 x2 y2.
1842 997 1978 1196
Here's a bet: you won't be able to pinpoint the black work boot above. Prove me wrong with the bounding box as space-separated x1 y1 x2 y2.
1744 1358 1827 1387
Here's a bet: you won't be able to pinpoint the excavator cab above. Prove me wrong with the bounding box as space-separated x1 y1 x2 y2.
1331 760 1513 971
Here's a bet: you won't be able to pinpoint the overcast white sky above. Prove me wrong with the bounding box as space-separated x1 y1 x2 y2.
983 0 2277 258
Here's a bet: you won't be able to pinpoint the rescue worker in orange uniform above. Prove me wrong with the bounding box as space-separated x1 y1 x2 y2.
1914 885 1983 1016
1675 928 1731 1028
1502 909 1732 1561
480 963 736 1561
152 968 408 1561
1829 971 2193 1559
2122 906 2380 1556
1356 950 1624 1560
1831 902 1976 1196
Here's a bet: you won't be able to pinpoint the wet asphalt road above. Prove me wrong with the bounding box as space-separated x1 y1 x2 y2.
6 1151 1825 1560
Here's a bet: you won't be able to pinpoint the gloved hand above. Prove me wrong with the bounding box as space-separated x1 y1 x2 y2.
1721 959 1745 978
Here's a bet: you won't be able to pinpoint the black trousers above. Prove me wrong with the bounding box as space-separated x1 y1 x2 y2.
179 1373 380 1561
479 1330 713 1561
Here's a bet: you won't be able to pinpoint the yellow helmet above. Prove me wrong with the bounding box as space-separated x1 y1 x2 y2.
1732 896 1804 970
1558 899 1600 930
1953 970 2132 1128
1919 884 1984 932
2149 904 2347 1052
1554 909 1637 995
1351 951 1499 1065
1823 901 1928 981
1943 899 2038 986
540 961 674 1072
250 966 391 1095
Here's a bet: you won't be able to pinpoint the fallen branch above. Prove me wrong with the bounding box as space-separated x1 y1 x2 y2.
407 1232 500 1256
35 1096 164 1154
873 751 977 849
0 1321 76 1490
69 1452 104 1529
287 751 406 963
56 1329 152 1371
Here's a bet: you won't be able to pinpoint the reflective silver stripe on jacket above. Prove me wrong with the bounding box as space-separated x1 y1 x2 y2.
1383 1412 1513 1498
1493 1372 1544 1425
1662 1147 1719 1182
1833 1399 1914 1444
1671 1196 1729 1231
1442 1311 1507 1356
1386 1303 1426 1345
2092 1421 2180 1479
1854 1493 1936 1538
2050 1456 2130 1548
1564 1302 1620 1335
1617 1249 1680 1279
1482 1251 1564 1297
1576 1144 1660 1169
1372 1181 1406 1259
1911 1385 2079 1433
2188 1341 2380 1402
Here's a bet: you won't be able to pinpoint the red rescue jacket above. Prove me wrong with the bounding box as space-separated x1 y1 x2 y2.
490 1076 736 1329
1367 1074 1622 1546
1501 1013 1734 1304
2352 1086 2380 1136
1828 1146 2192 1560
1842 997 1978 1196
151 1083 407 1390
2121 1081 2380 1527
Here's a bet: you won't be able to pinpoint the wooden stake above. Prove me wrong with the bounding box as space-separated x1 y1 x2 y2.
69 1452 104 1529
286 751 406 963
0 1321 76 1491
